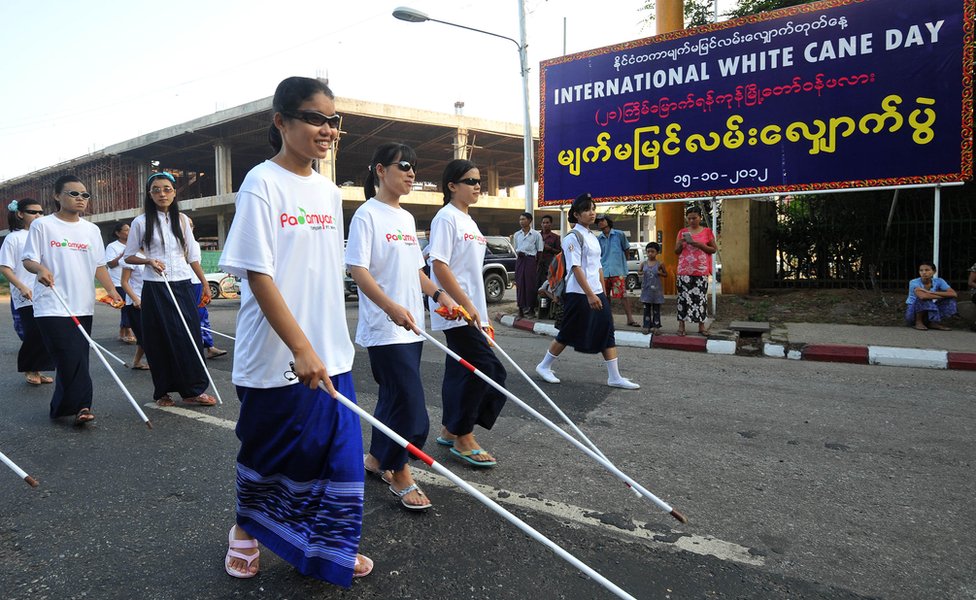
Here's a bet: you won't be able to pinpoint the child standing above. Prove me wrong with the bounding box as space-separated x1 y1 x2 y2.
640 242 667 334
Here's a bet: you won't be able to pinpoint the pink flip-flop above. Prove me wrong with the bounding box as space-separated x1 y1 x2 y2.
353 554 374 579
225 526 260 579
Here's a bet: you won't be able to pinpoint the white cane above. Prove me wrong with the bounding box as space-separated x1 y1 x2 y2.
0 449 38 487
159 272 223 404
414 324 686 523
286 363 637 600
49 286 152 429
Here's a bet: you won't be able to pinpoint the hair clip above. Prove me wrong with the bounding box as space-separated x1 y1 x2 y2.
7 200 18 211
146 172 176 186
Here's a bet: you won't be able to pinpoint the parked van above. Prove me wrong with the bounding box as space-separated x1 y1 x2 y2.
625 242 645 290
417 234 516 304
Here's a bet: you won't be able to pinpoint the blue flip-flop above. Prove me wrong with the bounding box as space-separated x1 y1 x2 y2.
449 447 496 468
435 436 455 447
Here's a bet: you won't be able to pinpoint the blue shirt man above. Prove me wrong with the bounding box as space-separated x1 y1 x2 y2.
596 215 638 326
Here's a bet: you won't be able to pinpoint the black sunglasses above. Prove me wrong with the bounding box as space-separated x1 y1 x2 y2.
64 191 91 199
385 160 417 173
283 110 341 129
22 209 44 215
456 178 482 186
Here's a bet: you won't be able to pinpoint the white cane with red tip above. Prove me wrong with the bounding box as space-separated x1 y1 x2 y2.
0 449 38 488
159 272 222 404
286 363 637 600
413 324 687 524
49 286 152 429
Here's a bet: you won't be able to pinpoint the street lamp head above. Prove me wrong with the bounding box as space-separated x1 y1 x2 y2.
392 6 429 23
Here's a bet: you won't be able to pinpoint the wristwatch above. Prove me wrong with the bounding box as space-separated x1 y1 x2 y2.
432 288 445 303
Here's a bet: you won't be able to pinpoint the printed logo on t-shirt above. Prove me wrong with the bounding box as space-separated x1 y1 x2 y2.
279 208 337 232
463 233 487 245
385 230 418 245
49 238 90 251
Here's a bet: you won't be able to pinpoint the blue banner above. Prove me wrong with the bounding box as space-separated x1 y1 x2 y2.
538 0 974 205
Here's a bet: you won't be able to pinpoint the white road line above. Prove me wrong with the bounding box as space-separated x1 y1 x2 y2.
146 402 763 567
144 403 239 430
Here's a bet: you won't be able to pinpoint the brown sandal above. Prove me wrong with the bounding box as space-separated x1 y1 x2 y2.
155 395 176 407
75 408 95 424
183 393 217 406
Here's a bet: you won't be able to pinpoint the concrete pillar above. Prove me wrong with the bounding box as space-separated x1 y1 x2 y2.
315 145 337 182
655 0 684 295
454 127 469 160
486 163 500 196
720 197 776 294
214 141 233 195
217 211 227 251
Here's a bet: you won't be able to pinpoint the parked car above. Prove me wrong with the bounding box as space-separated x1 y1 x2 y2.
418 234 516 304
625 243 645 291
204 272 240 299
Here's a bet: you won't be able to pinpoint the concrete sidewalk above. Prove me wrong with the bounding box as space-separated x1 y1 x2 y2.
494 306 976 371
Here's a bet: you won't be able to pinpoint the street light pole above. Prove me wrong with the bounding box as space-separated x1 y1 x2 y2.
393 4 535 214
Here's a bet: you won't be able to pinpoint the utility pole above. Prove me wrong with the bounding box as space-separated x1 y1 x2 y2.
655 0 685 295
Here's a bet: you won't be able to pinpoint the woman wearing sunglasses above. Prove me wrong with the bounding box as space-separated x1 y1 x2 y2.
427 159 507 468
219 76 373 583
347 142 458 511
22 175 122 424
123 172 216 407
0 198 55 386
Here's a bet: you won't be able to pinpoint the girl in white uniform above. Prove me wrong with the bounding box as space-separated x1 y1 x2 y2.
535 193 640 390
347 142 457 511
219 76 372 584
0 198 54 385
22 175 122 424
124 172 216 407
428 159 507 467
120 253 148 370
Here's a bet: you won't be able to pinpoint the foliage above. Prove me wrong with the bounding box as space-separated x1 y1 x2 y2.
726 0 817 19
640 0 719 28
640 0 820 28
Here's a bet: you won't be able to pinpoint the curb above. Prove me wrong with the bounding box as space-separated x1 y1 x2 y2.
493 313 976 371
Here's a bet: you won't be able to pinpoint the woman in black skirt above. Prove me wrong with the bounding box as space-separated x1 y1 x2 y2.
0 198 55 385
123 172 216 406
535 193 639 390
427 159 507 467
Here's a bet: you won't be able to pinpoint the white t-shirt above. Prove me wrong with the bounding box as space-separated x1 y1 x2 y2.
122 254 146 305
345 198 425 347
0 229 35 310
124 211 198 282
564 224 602 295
188 238 203 285
21 214 106 317
427 203 488 330
105 239 127 286
220 160 354 388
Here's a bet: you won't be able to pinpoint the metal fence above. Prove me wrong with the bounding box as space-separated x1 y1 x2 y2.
761 184 976 290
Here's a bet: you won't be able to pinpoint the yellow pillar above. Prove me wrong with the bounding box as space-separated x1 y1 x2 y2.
656 0 684 294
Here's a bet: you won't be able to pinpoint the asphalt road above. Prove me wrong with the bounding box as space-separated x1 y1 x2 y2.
0 296 973 600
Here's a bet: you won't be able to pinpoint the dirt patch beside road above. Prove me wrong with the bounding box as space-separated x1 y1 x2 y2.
503 288 976 330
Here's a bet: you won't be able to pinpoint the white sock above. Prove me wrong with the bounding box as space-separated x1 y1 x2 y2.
605 358 622 381
539 351 558 370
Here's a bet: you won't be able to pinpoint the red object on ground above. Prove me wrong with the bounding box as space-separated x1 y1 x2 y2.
801 344 869 364
652 334 707 352
947 352 976 370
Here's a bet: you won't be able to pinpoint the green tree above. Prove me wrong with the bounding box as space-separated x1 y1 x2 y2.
640 0 819 28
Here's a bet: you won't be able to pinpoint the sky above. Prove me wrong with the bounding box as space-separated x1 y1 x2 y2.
0 0 733 183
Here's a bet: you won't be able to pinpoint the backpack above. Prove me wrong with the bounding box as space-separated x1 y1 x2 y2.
541 230 586 303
